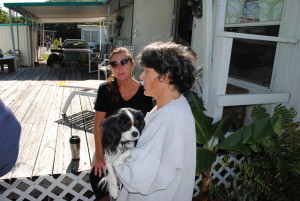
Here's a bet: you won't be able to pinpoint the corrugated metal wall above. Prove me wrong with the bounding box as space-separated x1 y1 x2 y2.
0 24 32 67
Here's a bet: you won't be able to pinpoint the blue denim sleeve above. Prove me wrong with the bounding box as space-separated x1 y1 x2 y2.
0 99 21 177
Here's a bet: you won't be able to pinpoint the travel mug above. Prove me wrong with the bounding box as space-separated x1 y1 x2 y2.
69 135 80 160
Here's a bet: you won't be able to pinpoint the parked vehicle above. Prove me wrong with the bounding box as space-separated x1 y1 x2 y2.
61 39 93 53
61 39 93 66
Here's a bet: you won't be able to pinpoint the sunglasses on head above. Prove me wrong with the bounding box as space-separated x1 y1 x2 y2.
109 58 131 68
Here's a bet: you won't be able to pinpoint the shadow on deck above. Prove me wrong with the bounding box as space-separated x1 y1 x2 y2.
58 110 95 134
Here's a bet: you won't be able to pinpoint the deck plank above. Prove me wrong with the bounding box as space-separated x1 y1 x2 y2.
69 70 92 172
0 68 40 105
0 67 27 84
0 66 98 180
32 70 63 176
11 69 58 178
53 68 74 174
3 69 48 110
11 69 51 123
1 69 53 179
81 95 96 164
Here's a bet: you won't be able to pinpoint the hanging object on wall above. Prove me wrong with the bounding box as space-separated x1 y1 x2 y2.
115 15 124 36
187 0 202 18
115 0 124 36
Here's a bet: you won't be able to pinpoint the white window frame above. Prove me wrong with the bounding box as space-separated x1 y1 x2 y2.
206 1 297 121
208 31 295 120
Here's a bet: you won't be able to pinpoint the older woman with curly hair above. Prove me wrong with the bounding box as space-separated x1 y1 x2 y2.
114 41 197 201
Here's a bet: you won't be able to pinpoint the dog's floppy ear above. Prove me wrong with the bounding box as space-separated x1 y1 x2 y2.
101 115 121 153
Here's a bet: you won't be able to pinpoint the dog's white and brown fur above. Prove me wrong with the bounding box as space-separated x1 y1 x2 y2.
100 108 145 199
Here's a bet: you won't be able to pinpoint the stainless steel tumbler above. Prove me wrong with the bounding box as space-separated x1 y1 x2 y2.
69 135 80 160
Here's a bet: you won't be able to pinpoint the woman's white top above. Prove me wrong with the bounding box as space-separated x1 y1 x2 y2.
115 95 196 201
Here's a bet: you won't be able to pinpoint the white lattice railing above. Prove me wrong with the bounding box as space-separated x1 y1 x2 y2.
193 155 242 197
0 171 95 201
1 156 241 200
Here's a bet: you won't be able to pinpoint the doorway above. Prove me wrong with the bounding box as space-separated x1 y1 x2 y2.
173 0 193 46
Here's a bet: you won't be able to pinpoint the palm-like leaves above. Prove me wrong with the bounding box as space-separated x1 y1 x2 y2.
185 91 297 200
221 105 300 201
216 116 282 155
185 91 239 174
185 91 213 144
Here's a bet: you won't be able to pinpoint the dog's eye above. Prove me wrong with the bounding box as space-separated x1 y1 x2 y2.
120 121 131 131
134 120 140 126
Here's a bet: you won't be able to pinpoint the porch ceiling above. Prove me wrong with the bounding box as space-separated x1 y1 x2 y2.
4 0 133 23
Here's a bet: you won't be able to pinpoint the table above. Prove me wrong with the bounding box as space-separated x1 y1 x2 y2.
59 80 105 115
0 56 16 73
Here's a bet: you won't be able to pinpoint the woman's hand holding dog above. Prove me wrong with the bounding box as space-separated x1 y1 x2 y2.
92 111 107 177
91 153 107 177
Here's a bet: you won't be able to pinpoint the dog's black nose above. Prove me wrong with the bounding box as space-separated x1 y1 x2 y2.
132 132 138 137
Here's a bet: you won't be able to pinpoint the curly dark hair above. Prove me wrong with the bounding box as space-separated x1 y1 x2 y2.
137 41 196 94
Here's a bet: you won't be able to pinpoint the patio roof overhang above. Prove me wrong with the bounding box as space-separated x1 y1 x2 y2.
3 0 133 68
3 0 133 23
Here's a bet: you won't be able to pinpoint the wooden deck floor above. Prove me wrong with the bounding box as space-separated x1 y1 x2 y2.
0 65 99 180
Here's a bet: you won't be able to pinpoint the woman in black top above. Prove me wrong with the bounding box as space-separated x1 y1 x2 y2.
90 47 153 201
94 82 152 117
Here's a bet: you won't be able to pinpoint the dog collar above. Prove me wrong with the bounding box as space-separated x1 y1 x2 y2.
121 141 130 146
121 141 130 153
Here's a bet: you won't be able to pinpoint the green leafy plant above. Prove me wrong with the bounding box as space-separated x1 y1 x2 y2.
220 104 300 201
210 177 259 201
52 38 61 48
185 91 284 201
185 91 241 201
208 104 300 201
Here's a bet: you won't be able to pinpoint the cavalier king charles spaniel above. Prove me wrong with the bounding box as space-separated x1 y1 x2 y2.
99 108 145 199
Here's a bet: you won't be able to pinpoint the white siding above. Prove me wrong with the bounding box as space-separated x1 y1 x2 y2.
79 25 108 47
108 4 134 48
0 25 32 67
278 1 300 121
131 0 174 76
120 5 134 43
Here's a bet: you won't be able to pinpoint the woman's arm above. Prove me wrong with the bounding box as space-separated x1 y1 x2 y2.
115 118 184 194
0 99 21 177
90 110 107 176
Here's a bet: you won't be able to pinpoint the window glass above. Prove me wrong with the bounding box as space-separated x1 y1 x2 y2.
91 31 99 43
225 25 279 36
225 0 284 87
226 25 279 87
229 38 276 87
225 0 283 24
84 31 91 42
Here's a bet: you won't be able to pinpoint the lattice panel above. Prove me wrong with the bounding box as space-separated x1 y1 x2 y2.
193 155 243 197
211 155 243 187
0 171 95 201
0 157 241 200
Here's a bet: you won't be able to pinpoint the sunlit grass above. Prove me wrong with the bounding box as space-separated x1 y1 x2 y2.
40 54 49 61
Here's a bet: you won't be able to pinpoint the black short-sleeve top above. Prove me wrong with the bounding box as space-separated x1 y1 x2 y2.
94 81 153 118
